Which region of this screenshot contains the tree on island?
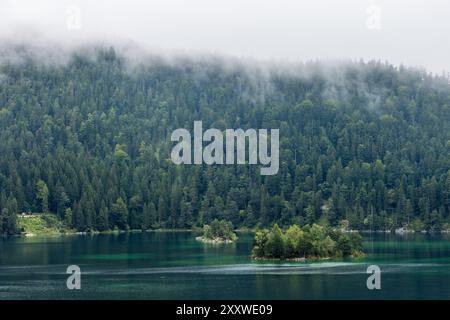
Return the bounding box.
[198,219,238,243]
[252,223,363,260]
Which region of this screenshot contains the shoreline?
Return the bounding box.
[252,251,365,262]
[19,228,196,238]
[252,255,364,262]
[10,226,450,238]
[14,229,450,239]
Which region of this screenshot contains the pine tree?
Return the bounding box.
[36,180,49,213]
[97,206,109,231]
[111,197,129,230]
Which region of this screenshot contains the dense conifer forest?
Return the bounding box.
[1,46,450,234]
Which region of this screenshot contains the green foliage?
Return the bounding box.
[97,206,109,231]
[114,144,129,160]
[111,197,129,230]
[264,224,284,258]
[64,208,73,227]
[336,235,352,257]
[201,219,237,241]
[0,197,18,235]
[252,229,269,257]
[283,225,303,257]
[1,47,450,235]
[253,223,364,259]
[36,180,49,213]
[17,213,65,236]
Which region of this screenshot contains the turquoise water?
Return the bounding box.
[0,231,450,299]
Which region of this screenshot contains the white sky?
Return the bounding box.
[0,0,449,74]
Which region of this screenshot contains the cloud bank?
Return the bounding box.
[0,0,449,75]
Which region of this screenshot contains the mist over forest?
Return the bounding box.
[1,43,450,235]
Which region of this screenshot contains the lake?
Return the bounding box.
[0,231,450,299]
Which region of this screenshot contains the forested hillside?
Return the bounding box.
[1,46,450,234]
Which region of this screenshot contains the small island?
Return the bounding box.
[196,219,238,243]
[252,223,363,260]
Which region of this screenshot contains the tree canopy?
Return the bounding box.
[252,223,363,259]
[1,46,450,234]
[200,219,237,242]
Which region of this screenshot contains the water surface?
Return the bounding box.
[1,232,449,299]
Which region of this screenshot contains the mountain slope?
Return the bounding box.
[1,46,450,234]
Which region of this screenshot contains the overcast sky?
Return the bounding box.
[0,0,449,74]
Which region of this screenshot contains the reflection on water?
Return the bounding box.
[1,232,450,299]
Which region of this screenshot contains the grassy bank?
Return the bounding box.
[17,214,69,236]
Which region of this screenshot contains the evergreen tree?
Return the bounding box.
[111,197,129,230]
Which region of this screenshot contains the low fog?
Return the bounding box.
[0,0,449,75]
[0,0,449,112]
